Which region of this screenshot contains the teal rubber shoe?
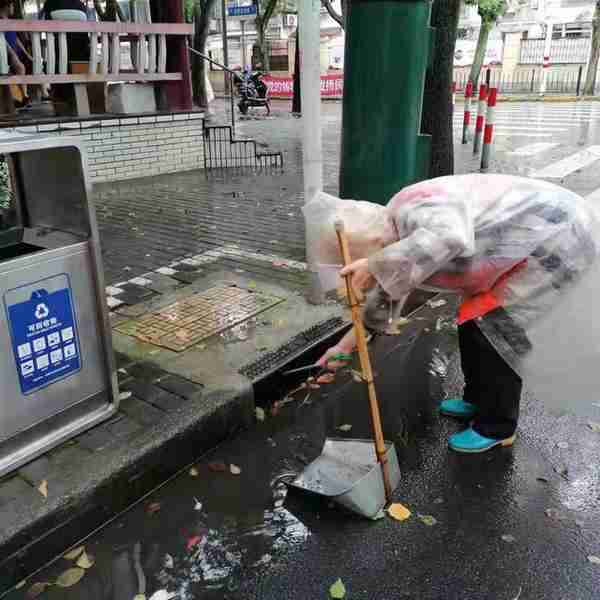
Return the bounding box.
[449,427,516,454]
[439,398,477,419]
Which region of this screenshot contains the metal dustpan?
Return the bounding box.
[288,221,401,518]
[288,437,401,518]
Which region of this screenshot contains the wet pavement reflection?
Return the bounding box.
[7,314,600,599]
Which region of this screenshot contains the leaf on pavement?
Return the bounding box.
[133,595,147,600]
[338,424,353,432]
[15,580,26,590]
[387,503,411,521]
[55,567,85,588]
[189,467,199,477]
[317,373,336,384]
[255,407,266,422]
[193,497,203,511]
[329,578,346,599]
[37,480,48,499]
[25,582,52,598]
[418,514,438,526]
[187,535,202,551]
[587,555,600,565]
[145,502,161,515]
[230,464,242,475]
[501,534,516,543]
[587,421,600,433]
[63,546,85,560]
[207,461,227,472]
[119,391,132,401]
[76,551,95,569]
[556,441,569,450]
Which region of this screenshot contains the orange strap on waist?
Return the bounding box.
[457,259,528,325]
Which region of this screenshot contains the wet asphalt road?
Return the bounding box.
[11,303,600,600]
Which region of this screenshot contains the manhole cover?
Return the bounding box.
[115,284,284,352]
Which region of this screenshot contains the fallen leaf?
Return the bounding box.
[189,467,199,477]
[230,464,242,475]
[38,480,48,499]
[338,424,353,432]
[329,578,346,599]
[76,551,95,569]
[187,535,202,551]
[536,476,549,483]
[418,514,438,526]
[255,407,266,422]
[26,582,52,598]
[317,373,336,384]
[587,421,600,433]
[193,497,203,511]
[133,595,146,600]
[387,503,411,521]
[207,462,227,472]
[587,555,600,565]
[145,502,161,515]
[15,580,26,590]
[55,567,85,588]
[119,391,132,401]
[433,497,444,504]
[501,534,516,543]
[164,553,174,569]
[63,546,85,560]
[148,591,177,600]
[556,441,569,450]
[248,281,257,290]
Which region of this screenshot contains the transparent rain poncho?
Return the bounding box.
[304,175,600,415]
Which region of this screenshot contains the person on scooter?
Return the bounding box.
[310,174,600,453]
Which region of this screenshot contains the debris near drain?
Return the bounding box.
[427,298,447,309]
[329,578,346,599]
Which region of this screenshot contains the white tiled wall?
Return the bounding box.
[5,113,206,184]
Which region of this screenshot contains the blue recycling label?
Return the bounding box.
[5,280,81,395]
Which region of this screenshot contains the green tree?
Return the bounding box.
[584,0,600,95]
[465,0,506,88]
[254,0,279,70]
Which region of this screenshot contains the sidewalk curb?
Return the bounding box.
[0,376,254,595]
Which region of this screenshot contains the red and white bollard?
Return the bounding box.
[473,84,488,155]
[480,87,497,172]
[461,81,473,145]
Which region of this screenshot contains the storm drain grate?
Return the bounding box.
[239,316,348,381]
[115,283,284,352]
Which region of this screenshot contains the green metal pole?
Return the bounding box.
[339,0,435,205]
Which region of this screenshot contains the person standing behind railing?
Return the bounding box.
[0,0,33,108]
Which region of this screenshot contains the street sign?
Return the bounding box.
[227,4,257,19]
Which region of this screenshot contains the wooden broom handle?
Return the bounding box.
[335,219,392,502]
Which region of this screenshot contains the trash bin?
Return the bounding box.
[0,133,118,477]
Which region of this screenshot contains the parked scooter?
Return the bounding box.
[233,68,271,116]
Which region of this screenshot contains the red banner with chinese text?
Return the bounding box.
[262,73,344,99]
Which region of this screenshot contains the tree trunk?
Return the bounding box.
[584,1,600,95]
[468,19,492,88]
[256,26,270,71]
[420,0,461,178]
[292,30,301,113]
[192,2,210,107]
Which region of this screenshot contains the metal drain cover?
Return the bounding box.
[115,283,284,352]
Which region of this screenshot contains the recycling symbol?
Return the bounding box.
[34,303,49,320]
